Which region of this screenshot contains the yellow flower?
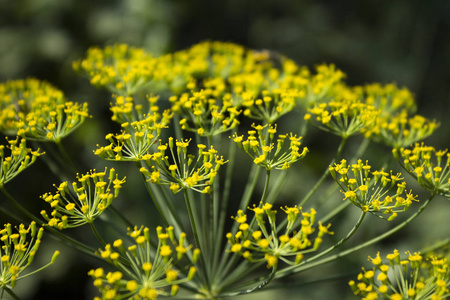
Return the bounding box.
[330,159,414,219]
[91,226,197,299]
[306,99,379,138]
[0,222,58,289]
[351,250,450,299]
[232,124,308,170]
[0,78,89,142]
[0,136,44,185]
[230,205,331,268]
[40,168,125,229]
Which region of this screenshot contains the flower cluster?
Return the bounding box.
[73,42,253,96]
[232,124,308,170]
[109,94,173,124]
[0,39,444,299]
[89,225,198,300]
[235,87,298,123]
[74,42,346,110]
[227,204,333,268]
[363,110,439,149]
[348,82,440,148]
[40,168,126,229]
[0,136,44,186]
[226,62,346,122]
[350,250,450,299]
[72,44,157,96]
[170,89,241,137]
[304,99,379,138]
[0,222,59,289]
[140,138,227,193]
[0,78,89,142]
[394,144,450,197]
[95,98,172,162]
[363,83,416,115]
[329,159,418,220]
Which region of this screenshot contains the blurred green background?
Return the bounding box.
[1,0,449,299]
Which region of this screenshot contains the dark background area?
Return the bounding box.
[1,1,449,299]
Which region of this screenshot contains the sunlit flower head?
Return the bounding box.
[170,89,241,137]
[227,204,332,268]
[140,138,226,194]
[362,110,439,149]
[0,222,59,289]
[305,99,379,138]
[232,123,308,171]
[329,159,417,220]
[394,143,450,197]
[0,78,89,142]
[0,136,44,186]
[40,168,126,229]
[89,225,197,300]
[350,250,449,299]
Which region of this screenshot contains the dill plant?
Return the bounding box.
[0,41,448,299]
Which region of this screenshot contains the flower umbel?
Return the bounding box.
[232,123,308,170]
[362,110,439,149]
[329,159,417,220]
[89,225,197,300]
[227,204,333,268]
[40,168,126,229]
[140,138,227,193]
[363,83,417,115]
[394,143,450,197]
[349,250,450,299]
[0,222,59,289]
[304,99,379,138]
[0,136,44,186]
[0,78,89,142]
[170,89,241,137]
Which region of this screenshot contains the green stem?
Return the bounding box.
[212,138,237,282]
[298,137,347,207]
[420,237,450,255]
[299,118,309,137]
[219,265,277,298]
[207,134,221,277]
[183,189,211,289]
[34,141,72,181]
[139,170,170,227]
[215,164,262,280]
[297,211,367,266]
[106,205,134,228]
[265,171,288,205]
[221,138,237,219]
[218,259,252,290]
[248,170,271,230]
[138,160,187,236]
[18,258,57,280]
[276,195,434,278]
[89,222,106,247]
[55,140,78,174]
[273,137,348,234]
[231,164,261,234]
[3,286,20,300]
[320,201,352,224]
[240,164,262,209]
[217,170,272,285]
[218,258,264,291]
